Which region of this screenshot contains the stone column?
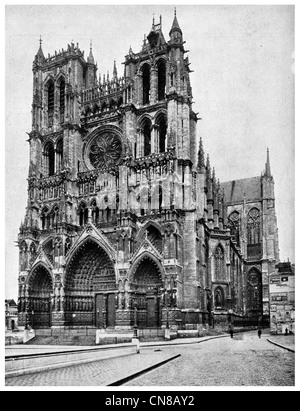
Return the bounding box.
[150,67,158,105]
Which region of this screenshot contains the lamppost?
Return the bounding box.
[132,301,140,353]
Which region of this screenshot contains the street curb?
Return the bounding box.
[107,354,182,386]
[140,334,230,348]
[267,339,295,353]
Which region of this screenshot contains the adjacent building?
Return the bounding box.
[5,299,18,330]
[269,262,295,335]
[17,12,280,334]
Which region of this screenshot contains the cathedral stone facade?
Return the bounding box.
[17,13,279,331]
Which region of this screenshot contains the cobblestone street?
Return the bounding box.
[5,350,174,387]
[5,331,295,387]
[126,331,295,387]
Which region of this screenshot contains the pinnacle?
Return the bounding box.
[87,39,95,64]
[35,35,45,61]
[169,7,182,35]
[197,137,205,170]
[265,147,272,177]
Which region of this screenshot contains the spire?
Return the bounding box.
[265,148,272,177]
[113,61,118,79]
[87,39,95,64]
[35,35,45,62]
[197,137,205,172]
[169,7,182,36]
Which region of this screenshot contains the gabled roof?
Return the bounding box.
[220,176,262,205]
[5,299,17,307]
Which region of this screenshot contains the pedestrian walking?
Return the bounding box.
[230,329,234,339]
[258,328,262,339]
[285,327,289,336]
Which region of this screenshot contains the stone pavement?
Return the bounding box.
[5,331,295,387]
[5,349,178,387]
[125,331,295,387]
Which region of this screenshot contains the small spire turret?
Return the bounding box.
[87,39,95,64]
[113,61,118,79]
[265,148,272,177]
[34,35,45,63]
[169,7,182,37]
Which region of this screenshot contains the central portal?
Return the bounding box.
[65,239,116,326]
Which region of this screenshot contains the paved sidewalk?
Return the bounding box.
[267,335,295,352]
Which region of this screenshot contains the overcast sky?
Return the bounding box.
[5,4,295,301]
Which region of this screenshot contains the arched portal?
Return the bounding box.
[131,255,163,328]
[28,265,53,328]
[65,239,116,327]
[246,268,263,318]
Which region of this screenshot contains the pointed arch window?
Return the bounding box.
[156,114,167,153]
[59,78,65,123]
[52,206,60,229]
[47,81,54,127]
[142,64,150,105]
[228,211,240,246]
[214,244,226,281]
[79,203,88,226]
[44,142,55,176]
[56,139,63,173]
[142,118,152,156]
[247,208,260,245]
[157,59,166,101]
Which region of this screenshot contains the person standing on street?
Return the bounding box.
[230,329,234,338]
[258,328,262,339]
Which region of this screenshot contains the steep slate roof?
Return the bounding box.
[220,176,262,205]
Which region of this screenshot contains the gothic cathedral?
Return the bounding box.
[18,12,279,332]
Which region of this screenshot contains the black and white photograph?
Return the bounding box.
[3,2,296,392]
